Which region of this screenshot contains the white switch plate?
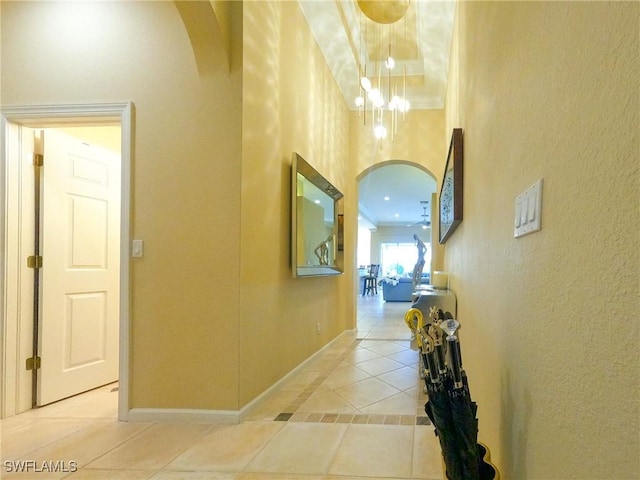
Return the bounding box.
[514,179,543,238]
[132,239,144,257]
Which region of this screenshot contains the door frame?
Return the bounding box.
[1,103,133,421]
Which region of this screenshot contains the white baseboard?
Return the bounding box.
[123,330,356,424]
[127,407,239,424]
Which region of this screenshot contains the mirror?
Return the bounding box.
[291,152,344,278]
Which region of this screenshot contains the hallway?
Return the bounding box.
[1,296,444,479]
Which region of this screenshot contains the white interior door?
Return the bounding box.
[37,129,121,406]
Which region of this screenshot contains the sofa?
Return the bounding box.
[381,274,431,302]
[381,277,415,302]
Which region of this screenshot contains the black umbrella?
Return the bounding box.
[443,322,481,480]
[425,370,464,480]
[409,310,453,477]
[412,309,484,480]
[448,374,480,479]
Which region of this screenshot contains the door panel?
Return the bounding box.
[38,129,120,406]
[70,195,108,267]
[65,292,107,368]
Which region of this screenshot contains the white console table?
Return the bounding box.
[411,288,457,318]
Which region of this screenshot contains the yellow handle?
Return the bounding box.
[404,308,424,348]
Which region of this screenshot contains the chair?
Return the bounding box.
[362,264,380,296]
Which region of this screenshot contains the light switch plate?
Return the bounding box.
[514,179,543,238]
[132,239,144,257]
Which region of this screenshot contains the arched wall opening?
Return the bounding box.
[355,160,440,310]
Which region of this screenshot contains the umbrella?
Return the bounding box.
[441,321,481,480]
[421,318,463,479]
[425,368,464,480]
[410,311,496,479]
[448,373,480,479]
[410,308,484,479]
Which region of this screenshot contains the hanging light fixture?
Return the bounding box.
[357,0,410,24]
[354,1,411,144]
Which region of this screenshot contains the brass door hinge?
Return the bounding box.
[27,256,43,269]
[33,153,44,167]
[26,356,41,370]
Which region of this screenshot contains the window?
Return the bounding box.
[380,242,431,278]
[357,227,371,268]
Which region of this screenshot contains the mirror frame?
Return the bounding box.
[291,152,344,278]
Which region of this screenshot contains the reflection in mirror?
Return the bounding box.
[291,153,344,278]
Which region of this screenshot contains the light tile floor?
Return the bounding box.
[1,296,444,479]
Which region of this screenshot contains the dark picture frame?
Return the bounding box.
[439,128,463,244]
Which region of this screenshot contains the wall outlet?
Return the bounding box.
[316,322,321,333]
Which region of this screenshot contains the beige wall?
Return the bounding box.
[1,0,358,415]
[351,109,445,177]
[445,2,639,478]
[238,1,355,406]
[369,226,432,273]
[2,1,243,410]
[2,0,359,413]
[6,6,637,477]
[351,109,447,278]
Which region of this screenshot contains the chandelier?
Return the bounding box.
[355,1,411,142]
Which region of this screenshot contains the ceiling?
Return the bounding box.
[298,0,456,110]
[297,0,455,229]
[358,163,437,229]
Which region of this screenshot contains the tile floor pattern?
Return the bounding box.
[1,296,445,479]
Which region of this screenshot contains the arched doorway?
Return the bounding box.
[356,161,437,339]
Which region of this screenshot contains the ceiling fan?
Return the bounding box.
[412,200,431,229]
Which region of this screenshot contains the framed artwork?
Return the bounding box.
[337,214,344,251]
[439,128,463,244]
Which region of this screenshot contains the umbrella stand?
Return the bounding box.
[406,307,500,480]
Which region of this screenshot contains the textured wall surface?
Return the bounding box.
[446,2,639,478]
[239,1,354,407]
[351,109,445,181]
[2,1,243,410]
